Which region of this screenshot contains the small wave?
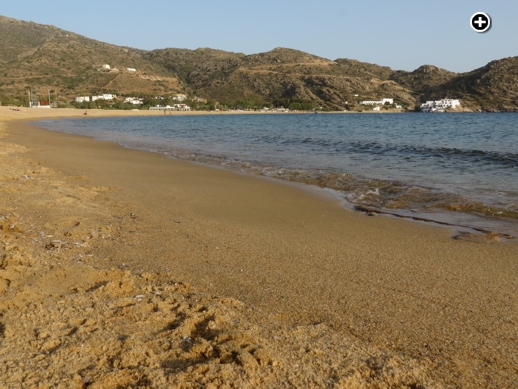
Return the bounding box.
[165,149,518,227]
[252,135,518,169]
[343,141,518,168]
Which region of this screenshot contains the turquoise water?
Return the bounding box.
[34,113,518,235]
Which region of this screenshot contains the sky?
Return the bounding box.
[2,0,517,73]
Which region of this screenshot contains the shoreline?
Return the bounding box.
[1,109,518,387]
[0,105,419,119]
[32,109,518,240]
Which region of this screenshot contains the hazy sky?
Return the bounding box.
[3,1,517,73]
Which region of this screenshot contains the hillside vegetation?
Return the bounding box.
[1,15,517,111]
[0,16,181,107]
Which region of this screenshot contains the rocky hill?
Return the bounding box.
[1,15,517,111]
[390,65,458,99]
[0,16,181,106]
[422,57,518,111]
[145,47,416,110]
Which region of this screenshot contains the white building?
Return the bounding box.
[101,64,111,70]
[162,103,191,111]
[127,68,136,72]
[75,96,90,103]
[373,105,381,111]
[30,101,51,108]
[149,104,191,111]
[172,94,187,102]
[91,94,117,101]
[360,98,394,106]
[124,97,144,105]
[420,99,460,112]
[174,104,190,111]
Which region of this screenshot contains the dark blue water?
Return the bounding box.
[34,113,518,236]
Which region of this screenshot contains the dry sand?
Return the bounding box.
[0,107,517,388]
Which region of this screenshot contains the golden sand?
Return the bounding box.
[0,107,517,388]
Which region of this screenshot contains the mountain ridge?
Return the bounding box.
[1,15,517,111]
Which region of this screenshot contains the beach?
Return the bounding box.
[1,107,517,388]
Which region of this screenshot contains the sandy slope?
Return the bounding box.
[0,108,517,388]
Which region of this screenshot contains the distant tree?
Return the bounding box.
[95,99,110,109]
[141,97,159,109]
[206,99,217,110]
[289,102,301,110]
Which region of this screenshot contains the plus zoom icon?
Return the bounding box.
[471,12,491,33]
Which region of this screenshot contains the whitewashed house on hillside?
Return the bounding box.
[91,94,117,101]
[174,104,191,111]
[172,94,187,102]
[124,97,144,105]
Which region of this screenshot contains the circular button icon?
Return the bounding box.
[471,12,491,33]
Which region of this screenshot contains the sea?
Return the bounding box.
[33,112,518,237]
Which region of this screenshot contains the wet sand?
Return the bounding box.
[1,107,517,388]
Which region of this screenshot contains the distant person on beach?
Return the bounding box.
[84,111,88,115]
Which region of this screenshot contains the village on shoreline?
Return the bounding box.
[9,94,466,114]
